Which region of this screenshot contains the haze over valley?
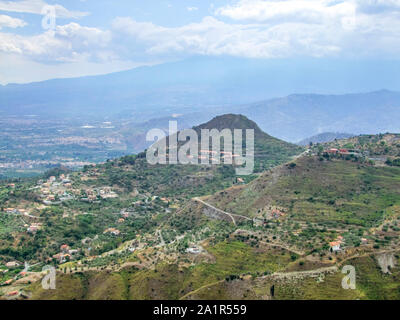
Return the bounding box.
[1,0,400,304]
[1,62,400,178]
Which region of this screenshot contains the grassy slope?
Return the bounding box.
[182,254,400,300]
[42,252,398,301]
[27,240,293,300]
[207,156,400,226]
[25,155,400,300]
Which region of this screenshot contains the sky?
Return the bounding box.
[0,0,399,84]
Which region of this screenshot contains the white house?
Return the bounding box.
[186,247,201,254]
[329,241,341,252]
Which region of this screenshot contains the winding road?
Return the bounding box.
[193,197,252,225]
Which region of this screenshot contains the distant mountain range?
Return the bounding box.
[120,89,400,146]
[145,90,400,143]
[236,90,400,142]
[1,57,400,143]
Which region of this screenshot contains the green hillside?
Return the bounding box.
[80,114,303,198]
[194,114,304,171]
[2,122,400,301]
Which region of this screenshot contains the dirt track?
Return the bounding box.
[193,197,252,225]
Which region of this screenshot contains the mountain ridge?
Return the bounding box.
[154,114,304,173]
[297,132,356,146]
[1,56,400,123]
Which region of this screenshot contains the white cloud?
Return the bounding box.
[0,14,26,29]
[187,7,199,12]
[112,14,388,60]
[215,0,400,24]
[0,0,89,19]
[215,0,357,24]
[2,1,400,65]
[1,0,400,84]
[0,51,141,84]
[0,22,112,62]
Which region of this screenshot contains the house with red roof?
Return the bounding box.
[329,241,341,252]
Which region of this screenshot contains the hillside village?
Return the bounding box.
[0,127,400,300]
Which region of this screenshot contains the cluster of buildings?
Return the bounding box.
[198,150,242,163]
[51,136,122,146]
[36,173,119,205]
[38,174,74,205]
[323,148,360,156]
[164,149,243,163]
[81,187,119,202]
[52,244,80,264]
[98,187,119,199]
[0,261,28,289]
[0,159,93,171]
